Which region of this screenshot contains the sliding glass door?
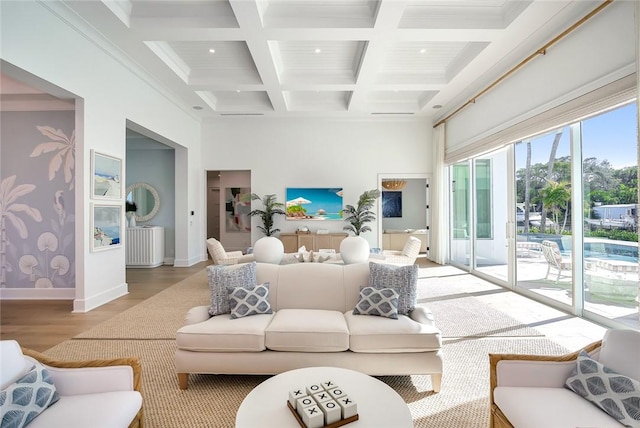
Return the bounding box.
[474,150,509,283]
[450,162,471,268]
[514,126,572,308]
[448,101,638,331]
[581,103,639,328]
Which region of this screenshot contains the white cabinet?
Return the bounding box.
[126,227,165,268]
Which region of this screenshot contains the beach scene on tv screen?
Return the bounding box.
[286,188,343,220]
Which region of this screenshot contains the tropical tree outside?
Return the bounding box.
[539,181,571,234]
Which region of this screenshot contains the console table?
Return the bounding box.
[279,233,347,253]
[126,226,165,268]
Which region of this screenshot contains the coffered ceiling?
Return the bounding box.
[41,1,602,119]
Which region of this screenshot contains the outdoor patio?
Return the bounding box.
[477,251,639,330]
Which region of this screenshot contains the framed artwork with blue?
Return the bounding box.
[382,191,402,218]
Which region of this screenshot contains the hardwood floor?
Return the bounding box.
[0,262,210,352]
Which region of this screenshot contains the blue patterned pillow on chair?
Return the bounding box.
[0,361,60,428]
[565,350,640,427]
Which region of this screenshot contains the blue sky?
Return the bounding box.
[516,102,637,169]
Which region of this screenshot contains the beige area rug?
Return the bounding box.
[74,269,210,339]
[44,337,570,428]
[57,267,565,427]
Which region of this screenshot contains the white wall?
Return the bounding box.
[445,0,636,152]
[202,118,432,248]
[1,1,202,311]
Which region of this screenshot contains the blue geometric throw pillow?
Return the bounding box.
[0,361,60,428]
[565,350,640,427]
[227,282,272,319]
[368,262,417,315]
[207,262,257,316]
[353,287,399,319]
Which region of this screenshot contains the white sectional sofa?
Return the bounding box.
[489,329,640,428]
[175,262,443,391]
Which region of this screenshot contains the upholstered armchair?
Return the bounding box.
[380,236,421,265]
[206,237,255,265]
[0,340,143,428]
[489,329,640,428]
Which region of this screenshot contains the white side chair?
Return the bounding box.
[206,237,255,265]
[0,340,143,428]
[541,240,572,283]
[380,236,422,265]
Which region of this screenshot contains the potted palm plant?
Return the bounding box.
[340,189,380,264]
[249,193,286,264]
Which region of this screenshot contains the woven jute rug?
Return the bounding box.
[44,337,570,428]
[52,266,573,427]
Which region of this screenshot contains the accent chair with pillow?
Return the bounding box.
[206,237,255,265]
[379,236,422,265]
[0,340,143,428]
[489,329,640,428]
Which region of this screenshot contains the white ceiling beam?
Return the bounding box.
[348,0,409,113]
[228,0,287,113]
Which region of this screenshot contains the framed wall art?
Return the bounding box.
[91,203,122,251]
[285,187,343,220]
[91,150,122,199]
[382,191,402,218]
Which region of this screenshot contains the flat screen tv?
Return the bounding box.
[285,187,343,220]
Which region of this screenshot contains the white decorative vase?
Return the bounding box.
[252,236,284,264]
[128,213,137,228]
[340,236,370,264]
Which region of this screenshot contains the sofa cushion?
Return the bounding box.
[352,287,399,319]
[177,313,275,352]
[207,262,257,316]
[344,311,441,353]
[228,282,273,319]
[265,309,349,352]
[368,262,417,315]
[0,361,60,428]
[565,350,640,427]
[494,386,625,428]
[27,391,142,428]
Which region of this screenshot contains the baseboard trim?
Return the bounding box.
[0,288,75,300]
[173,255,202,267]
[72,283,128,313]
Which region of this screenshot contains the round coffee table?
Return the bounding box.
[236,366,412,427]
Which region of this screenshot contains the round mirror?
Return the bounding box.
[126,182,160,222]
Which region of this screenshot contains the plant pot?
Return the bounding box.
[252,236,284,264]
[340,236,370,264]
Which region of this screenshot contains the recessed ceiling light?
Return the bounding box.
[314,48,321,54]
[419,48,426,54]
[432,104,442,109]
[193,106,203,110]
[208,48,216,54]
[236,90,241,93]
